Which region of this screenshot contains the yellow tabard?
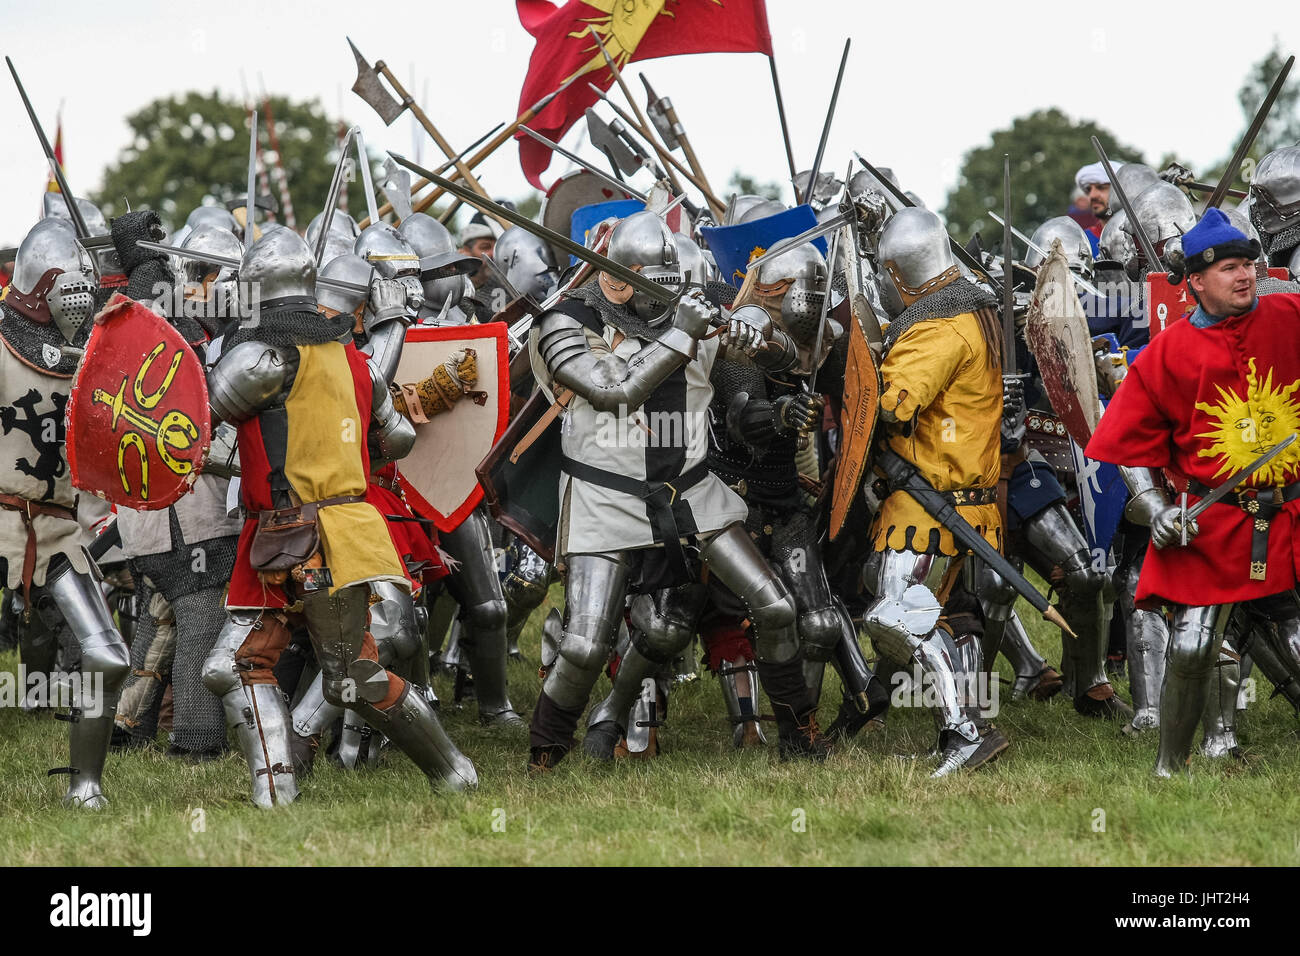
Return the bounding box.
[871,311,1003,555]
[284,342,405,592]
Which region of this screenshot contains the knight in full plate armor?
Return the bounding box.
[527,210,828,770]
[109,216,245,760]
[0,216,129,808]
[1088,209,1300,776]
[987,215,1131,719]
[861,207,1010,777]
[200,228,476,805]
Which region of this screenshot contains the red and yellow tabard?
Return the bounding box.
[227,340,406,609]
[871,311,1003,555]
[1086,293,1300,606]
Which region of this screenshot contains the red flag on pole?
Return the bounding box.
[515,0,773,188]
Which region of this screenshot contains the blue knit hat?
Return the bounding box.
[1182,208,1260,273]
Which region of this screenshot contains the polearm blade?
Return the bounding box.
[1187,433,1297,520]
[314,125,361,265]
[386,152,675,306]
[805,38,850,208]
[7,56,91,239]
[245,109,259,236]
[354,129,380,226]
[138,240,370,296]
[1091,136,1164,272]
[519,125,648,202]
[854,152,1002,295]
[1002,154,1016,374]
[1206,55,1294,210]
[986,211,1103,298]
[874,446,1075,636]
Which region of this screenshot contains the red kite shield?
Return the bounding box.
[67,294,211,510]
[395,322,510,532]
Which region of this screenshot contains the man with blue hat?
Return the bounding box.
[1086,207,1300,775]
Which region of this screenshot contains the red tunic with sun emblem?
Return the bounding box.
[1086,292,1300,606]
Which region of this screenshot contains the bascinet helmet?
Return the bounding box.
[603,210,681,322]
[239,226,318,320]
[8,217,98,343]
[1026,216,1095,279]
[876,207,958,318]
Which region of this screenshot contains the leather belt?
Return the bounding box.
[1189,478,1300,581]
[0,492,78,610]
[561,457,709,577]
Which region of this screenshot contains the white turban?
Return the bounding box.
[1075,160,1123,193]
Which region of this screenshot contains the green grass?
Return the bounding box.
[4,585,1300,866]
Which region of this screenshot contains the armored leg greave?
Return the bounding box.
[1233,593,1300,712]
[719,658,766,747]
[300,584,475,790]
[584,582,707,759]
[1115,556,1168,733]
[442,509,520,726]
[37,560,130,809]
[825,599,889,738]
[1200,638,1241,759]
[1155,603,1233,777]
[863,549,980,776]
[202,612,299,808]
[1023,505,1123,716]
[113,585,175,745]
[503,539,552,659]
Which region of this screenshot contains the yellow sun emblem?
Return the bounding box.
[564,0,721,84]
[1194,357,1300,484]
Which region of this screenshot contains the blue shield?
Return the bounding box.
[699,204,828,288]
[567,199,644,265]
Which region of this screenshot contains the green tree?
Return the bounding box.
[942,109,1144,249]
[92,91,381,233]
[728,170,784,202]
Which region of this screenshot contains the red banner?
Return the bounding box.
[516,0,773,187]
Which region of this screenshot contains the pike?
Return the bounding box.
[1002,154,1016,374]
[347,37,508,229]
[8,55,93,240]
[522,124,650,201]
[854,153,1004,295]
[638,72,718,213]
[804,38,850,213]
[1205,55,1294,211]
[386,152,678,307]
[986,211,1104,298]
[765,53,799,199]
[1183,434,1297,529]
[1092,136,1164,273]
[874,446,1076,636]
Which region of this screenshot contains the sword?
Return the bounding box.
[386,152,678,306]
[313,125,361,265]
[1091,136,1164,273]
[809,228,839,395]
[805,38,850,213]
[1205,55,1294,210]
[854,153,1003,296]
[874,446,1076,636]
[986,211,1103,298]
[138,240,370,296]
[1185,433,1297,523]
[245,109,259,237]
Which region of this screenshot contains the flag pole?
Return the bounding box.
[767,54,798,203]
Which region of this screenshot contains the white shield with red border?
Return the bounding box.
[394,323,510,532]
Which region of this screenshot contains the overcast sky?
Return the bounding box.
[2,0,1297,244]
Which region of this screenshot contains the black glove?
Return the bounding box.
[774,392,824,436]
[110,210,167,272]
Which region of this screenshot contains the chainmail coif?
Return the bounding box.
[882,277,998,355]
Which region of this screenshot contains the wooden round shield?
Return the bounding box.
[541,170,633,267]
[67,295,211,510]
[394,323,510,532]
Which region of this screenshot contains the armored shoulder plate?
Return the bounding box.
[208,340,294,424]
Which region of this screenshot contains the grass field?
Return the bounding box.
[4,585,1300,867]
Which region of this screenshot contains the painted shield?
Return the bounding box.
[67,294,210,510]
[1147,267,1291,339]
[829,278,882,541]
[1025,241,1101,446]
[476,388,562,564]
[540,170,635,268]
[394,323,510,533]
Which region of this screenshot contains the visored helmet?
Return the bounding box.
[8,217,97,342]
[604,210,681,321]
[494,226,559,300]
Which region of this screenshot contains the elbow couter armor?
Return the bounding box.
[538,310,687,412]
[361,314,411,386]
[369,361,416,464]
[206,340,291,424]
[1119,466,1170,527]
